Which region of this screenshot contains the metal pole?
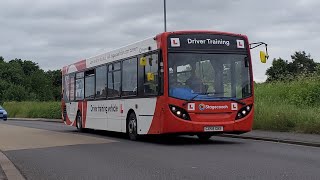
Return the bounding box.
[164,0,167,32]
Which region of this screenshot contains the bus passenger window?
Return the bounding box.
[85,70,95,99]
[95,65,107,99]
[69,74,75,101]
[122,58,137,96]
[108,62,121,98]
[75,72,84,100]
[63,75,70,102]
[143,54,158,95]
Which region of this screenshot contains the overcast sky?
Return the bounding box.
[0,0,319,82]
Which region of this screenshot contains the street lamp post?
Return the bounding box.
[163,0,167,32]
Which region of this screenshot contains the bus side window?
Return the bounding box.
[95,65,107,99]
[122,58,137,96]
[85,69,95,99]
[107,62,121,98]
[75,72,84,101]
[142,53,159,95]
[63,75,70,102]
[69,74,75,101]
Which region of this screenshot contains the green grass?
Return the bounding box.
[254,78,320,134]
[2,101,61,119]
[2,77,320,134]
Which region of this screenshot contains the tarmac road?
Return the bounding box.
[0,120,320,180]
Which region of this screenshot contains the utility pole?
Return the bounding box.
[164,0,167,32]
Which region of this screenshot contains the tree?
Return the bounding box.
[0,56,62,102]
[290,51,317,75]
[266,51,317,82]
[46,70,62,101]
[0,61,24,85]
[265,58,290,82]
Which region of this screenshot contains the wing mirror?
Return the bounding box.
[250,42,269,63]
[260,51,268,63]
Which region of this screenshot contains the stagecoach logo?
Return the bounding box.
[199,104,229,111]
[170,38,180,47]
[199,104,206,111]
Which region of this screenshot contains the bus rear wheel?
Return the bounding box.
[76,112,83,132]
[197,134,212,141]
[127,113,139,141]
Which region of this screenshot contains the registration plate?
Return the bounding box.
[204,126,224,132]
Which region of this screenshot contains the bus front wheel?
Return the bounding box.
[127,113,139,141]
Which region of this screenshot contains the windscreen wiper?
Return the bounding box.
[182,94,200,106]
[213,97,246,105]
[182,92,216,106]
[230,98,246,105]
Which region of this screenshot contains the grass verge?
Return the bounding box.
[2,101,60,119]
[2,78,320,134]
[254,78,320,134]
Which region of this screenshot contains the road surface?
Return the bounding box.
[0,120,319,180]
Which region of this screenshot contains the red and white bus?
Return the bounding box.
[62,30,265,140]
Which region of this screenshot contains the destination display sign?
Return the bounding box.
[168,34,247,51]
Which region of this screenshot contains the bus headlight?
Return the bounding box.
[236,104,252,120]
[169,105,191,120]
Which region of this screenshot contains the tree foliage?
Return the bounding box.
[266,51,319,82]
[0,57,61,102]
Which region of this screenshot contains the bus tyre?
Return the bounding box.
[76,112,83,132]
[127,113,139,141]
[197,134,212,141]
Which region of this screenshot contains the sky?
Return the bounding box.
[0,0,319,82]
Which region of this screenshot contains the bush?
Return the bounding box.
[254,77,320,134]
[2,101,61,119]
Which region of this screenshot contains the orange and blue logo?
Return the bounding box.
[199,104,206,111]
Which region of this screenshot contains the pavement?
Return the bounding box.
[223,130,320,147]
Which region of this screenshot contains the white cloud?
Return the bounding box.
[0,0,319,82]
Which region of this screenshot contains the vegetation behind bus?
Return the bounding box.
[0,57,61,103]
[3,101,60,119]
[1,51,320,134]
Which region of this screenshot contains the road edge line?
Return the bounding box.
[220,134,320,148]
[0,151,25,180]
[8,118,62,123]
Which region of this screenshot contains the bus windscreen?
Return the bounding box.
[168,53,251,101]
